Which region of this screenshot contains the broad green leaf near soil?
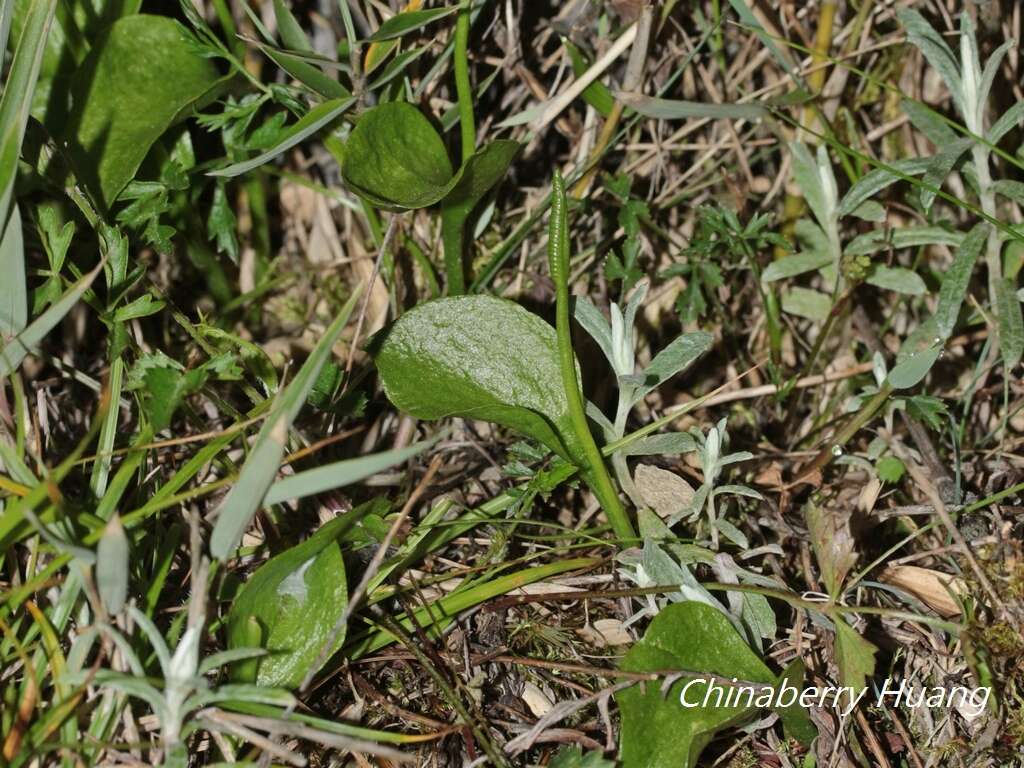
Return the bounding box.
[374,295,587,467]
[66,14,224,210]
[440,139,520,293]
[341,102,457,209]
[616,601,791,768]
[227,513,352,688]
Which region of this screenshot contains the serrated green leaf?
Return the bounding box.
[341,102,459,209]
[876,456,906,484]
[374,295,586,466]
[209,97,354,178]
[834,618,877,692]
[761,251,831,282]
[227,513,353,688]
[66,15,224,210]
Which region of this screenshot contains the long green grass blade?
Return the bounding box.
[210,286,362,560]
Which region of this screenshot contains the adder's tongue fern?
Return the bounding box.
[548,171,636,541]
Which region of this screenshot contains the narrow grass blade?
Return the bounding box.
[0,0,56,210]
[264,437,438,506]
[0,203,26,337]
[210,286,362,560]
[0,261,104,378]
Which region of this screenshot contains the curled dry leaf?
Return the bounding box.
[634,463,695,520]
[880,565,967,617]
[577,618,633,648]
[521,681,555,717]
[804,498,857,599]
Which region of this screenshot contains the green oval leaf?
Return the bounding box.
[616,602,777,768]
[66,15,224,210]
[341,102,457,209]
[226,515,352,688]
[374,295,585,465]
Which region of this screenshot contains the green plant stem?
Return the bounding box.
[549,172,635,541]
[453,0,475,164]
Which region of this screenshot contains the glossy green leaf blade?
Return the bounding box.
[934,222,987,339]
[374,295,584,465]
[365,6,458,42]
[66,15,223,209]
[616,602,776,768]
[0,260,104,378]
[210,288,362,560]
[341,102,456,209]
[227,515,351,688]
[440,139,521,293]
[264,437,436,506]
[209,97,354,178]
[995,277,1024,369]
